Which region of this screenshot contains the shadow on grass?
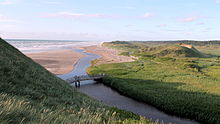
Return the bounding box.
[99,77,220,124]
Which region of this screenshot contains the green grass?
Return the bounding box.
[197,45,220,56]
[104,41,210,58]
[0,38,154,124]
[88,41,220,124]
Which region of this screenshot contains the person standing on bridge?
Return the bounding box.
[76,76,80,83]
[74,76,80,87]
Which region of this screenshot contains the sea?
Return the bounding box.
[5,39,101,53]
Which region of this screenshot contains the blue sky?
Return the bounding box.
[0,0,220,41]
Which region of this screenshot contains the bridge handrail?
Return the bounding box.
[65,73,109,83]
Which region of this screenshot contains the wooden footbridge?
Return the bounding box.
[65,74,107,87]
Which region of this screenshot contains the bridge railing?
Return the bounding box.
[65,73,109,83]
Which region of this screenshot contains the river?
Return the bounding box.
[58,48,199,124]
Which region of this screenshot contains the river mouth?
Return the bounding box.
[58,48,199,124]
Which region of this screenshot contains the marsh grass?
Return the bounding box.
[88,41,220,124]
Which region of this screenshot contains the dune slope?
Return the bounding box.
[0,38,142,123]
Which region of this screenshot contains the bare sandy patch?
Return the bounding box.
[83,45,137,65]
[26,50,85,75]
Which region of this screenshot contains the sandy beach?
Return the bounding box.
[83,45,136,65]
[26,50,85,75]
[25,44,135,75]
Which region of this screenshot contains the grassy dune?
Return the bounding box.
[89,41,220,124]
[0,38,153,123]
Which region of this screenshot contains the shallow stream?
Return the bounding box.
[58,48,198,124]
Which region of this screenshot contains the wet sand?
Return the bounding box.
[83,45,137,65]
[26,44,136,75]
[26,50,85,75]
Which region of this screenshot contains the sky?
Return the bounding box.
[0,0,220,41]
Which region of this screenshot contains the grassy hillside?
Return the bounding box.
[89,41,220,124]
[0,38,153,123]
[103,41,210,58]
[140,45,208,58]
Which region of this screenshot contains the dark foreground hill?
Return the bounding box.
[0,38,145,123]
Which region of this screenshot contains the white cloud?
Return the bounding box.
[158,24,167,27]
[43,12,155,20]
[0,0,16,5]
[216,0,220,3]
[197,22,205,25]
[41,1,62,5]
[125,24,135,27]
[43,12,124,19]
[45,12,107,18]
[143,13,154,18]
[115,6,136,10]
[179,16,199,22]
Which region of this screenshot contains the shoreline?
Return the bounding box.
[26,50,85,75]
[25,44,135,75]
[82,45,136,66]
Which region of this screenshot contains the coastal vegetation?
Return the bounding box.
[89,41,220,124]
[0,38,153,123]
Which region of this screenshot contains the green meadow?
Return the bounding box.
[88,41,220,124]
[0,38,154,124]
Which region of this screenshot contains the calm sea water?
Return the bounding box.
[5,39,101,53]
